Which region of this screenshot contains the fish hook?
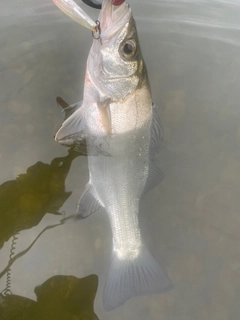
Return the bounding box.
[92,20,101,42]
[82,0,102,9]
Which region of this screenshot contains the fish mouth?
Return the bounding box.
[99,0,131,35]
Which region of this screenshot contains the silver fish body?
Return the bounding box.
[55,0,172,311]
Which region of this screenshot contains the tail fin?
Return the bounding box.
[102,247,172,311]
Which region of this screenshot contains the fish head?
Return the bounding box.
[52,0,148,103]
[88,0,147,102]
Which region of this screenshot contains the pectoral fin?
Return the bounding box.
[55,103,85,147]
[55,99,112,156]
[98,103,112,136]
[56,97,83,121]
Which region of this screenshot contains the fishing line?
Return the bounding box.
[0,211,75,318]
[82,0,102,9]
[0,229,21,319]
[1,227,23,297]
[0,213,75,317]
[1,234,19,296]
[0,213,75,284]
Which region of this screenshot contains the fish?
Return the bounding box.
[53,0,172,311]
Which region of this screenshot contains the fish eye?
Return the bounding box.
[120,40,137,59]
[124,43,133,54]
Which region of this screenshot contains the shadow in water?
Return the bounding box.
[0,98,100,319]
[0,147,80,249]
[0,148,100,318]
[0,274,99,320]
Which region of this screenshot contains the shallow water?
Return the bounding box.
[0,0,240,319]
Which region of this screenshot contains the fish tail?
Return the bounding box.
[102,247,173,311]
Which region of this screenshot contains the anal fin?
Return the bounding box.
[142,162,165,197]
[150,104,164,156]
[76,183,103,219]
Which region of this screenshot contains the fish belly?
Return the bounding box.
[88,122,150,257]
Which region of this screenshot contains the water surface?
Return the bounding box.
[0,1,240,319]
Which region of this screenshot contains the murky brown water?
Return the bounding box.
[0,1,240,319]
